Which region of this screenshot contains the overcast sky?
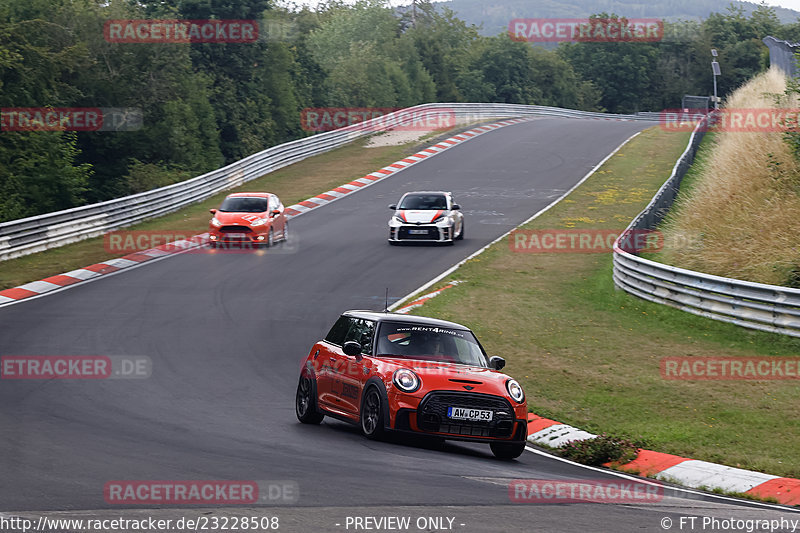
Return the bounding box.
[284,0,800,15]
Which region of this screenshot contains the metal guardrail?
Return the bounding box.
[763,36,799,78]
[612,119,800,337]
[0,103,654,261]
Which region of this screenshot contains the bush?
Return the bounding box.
[558,434,641,466]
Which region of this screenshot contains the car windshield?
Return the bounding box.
[398,194,447,210]
[219,197,268,213]
[375,321,488,367]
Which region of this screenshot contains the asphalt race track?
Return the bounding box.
[2,117,798,532]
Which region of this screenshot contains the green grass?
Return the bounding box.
[404,126,800,479]
[0,128,461,290]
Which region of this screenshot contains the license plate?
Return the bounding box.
[408,229,428,235]
[447,407,493,421]
[226,233,246,239]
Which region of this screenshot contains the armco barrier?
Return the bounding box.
[0,104,654,261]
[612,118,800,337]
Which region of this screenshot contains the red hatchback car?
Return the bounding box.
[209,192,288,247]
[296,311,528,459]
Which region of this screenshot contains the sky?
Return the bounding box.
[285,0,800,14]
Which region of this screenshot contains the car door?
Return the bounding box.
[316,316,352,411]
[330,318,375,416]
[269,195,286,237]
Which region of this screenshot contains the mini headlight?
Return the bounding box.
[251,218,268,226]
[211,217,222,227]
[506,379,525,403]
[393,369,420,392]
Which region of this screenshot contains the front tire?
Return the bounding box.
[296,376,324,424]
[360,387,385,439]
[490,441,526,460]
[265,228,274,248]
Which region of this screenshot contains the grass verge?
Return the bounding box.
[405,126,800,479]
[0,127,461,290]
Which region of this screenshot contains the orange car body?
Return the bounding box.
[296,311,528,457]
[208,192,287,246]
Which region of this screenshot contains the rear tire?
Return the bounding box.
[490,441,526,460]
[360,387,385,439]
[296,376,324,424]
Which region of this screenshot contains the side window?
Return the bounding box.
[325,316,352,346]
[344,319,376,355]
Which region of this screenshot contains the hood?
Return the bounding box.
[212,211,267,226]
[378,357,511,394]
[397,209,445,224]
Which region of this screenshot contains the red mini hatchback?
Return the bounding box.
[296,311,528,459]
[209,192,287,247]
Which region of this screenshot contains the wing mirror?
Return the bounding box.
[209,208,217,214]
[389,204,397,210]
[489,356,505,370]
[343,341,362,357]
[271,209,281,217]
[451,204,461,210]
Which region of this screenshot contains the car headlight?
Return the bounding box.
[393,215,405,223]
[393,369,420,393]
[251,218,268,226]
[211,217,222,227]
[432,214,450,224]
[506,379,525,403]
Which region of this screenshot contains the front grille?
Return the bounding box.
[398,226,440,240]
[220,226,252,234]
[417,391,515,438]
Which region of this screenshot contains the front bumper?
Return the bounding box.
[209,226,269,245]
[389,391,527,443]
[388,224,453,243]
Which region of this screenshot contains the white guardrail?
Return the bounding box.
[612,119,800,338]
[0,103,655,261]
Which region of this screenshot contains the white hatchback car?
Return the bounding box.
[388,191,464,245]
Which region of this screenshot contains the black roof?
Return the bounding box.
[342,310,471,330]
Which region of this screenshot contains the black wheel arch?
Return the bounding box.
[361,376,391,431]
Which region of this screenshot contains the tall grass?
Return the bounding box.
[660,68,800,286]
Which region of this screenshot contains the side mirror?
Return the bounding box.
[389,204,397,210]
[342,341,362,357]
[451,204,461,210]
[209,208,217,214]
[271,209,281,217]
[489,356,505,370]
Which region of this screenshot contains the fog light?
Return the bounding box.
[210,235,218,240]
[256,236,265,241]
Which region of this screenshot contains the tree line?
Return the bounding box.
[0,0,796,222]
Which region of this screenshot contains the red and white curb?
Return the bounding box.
[527,414,800,505]
[394,282,462,314]
[0,118,532,307]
